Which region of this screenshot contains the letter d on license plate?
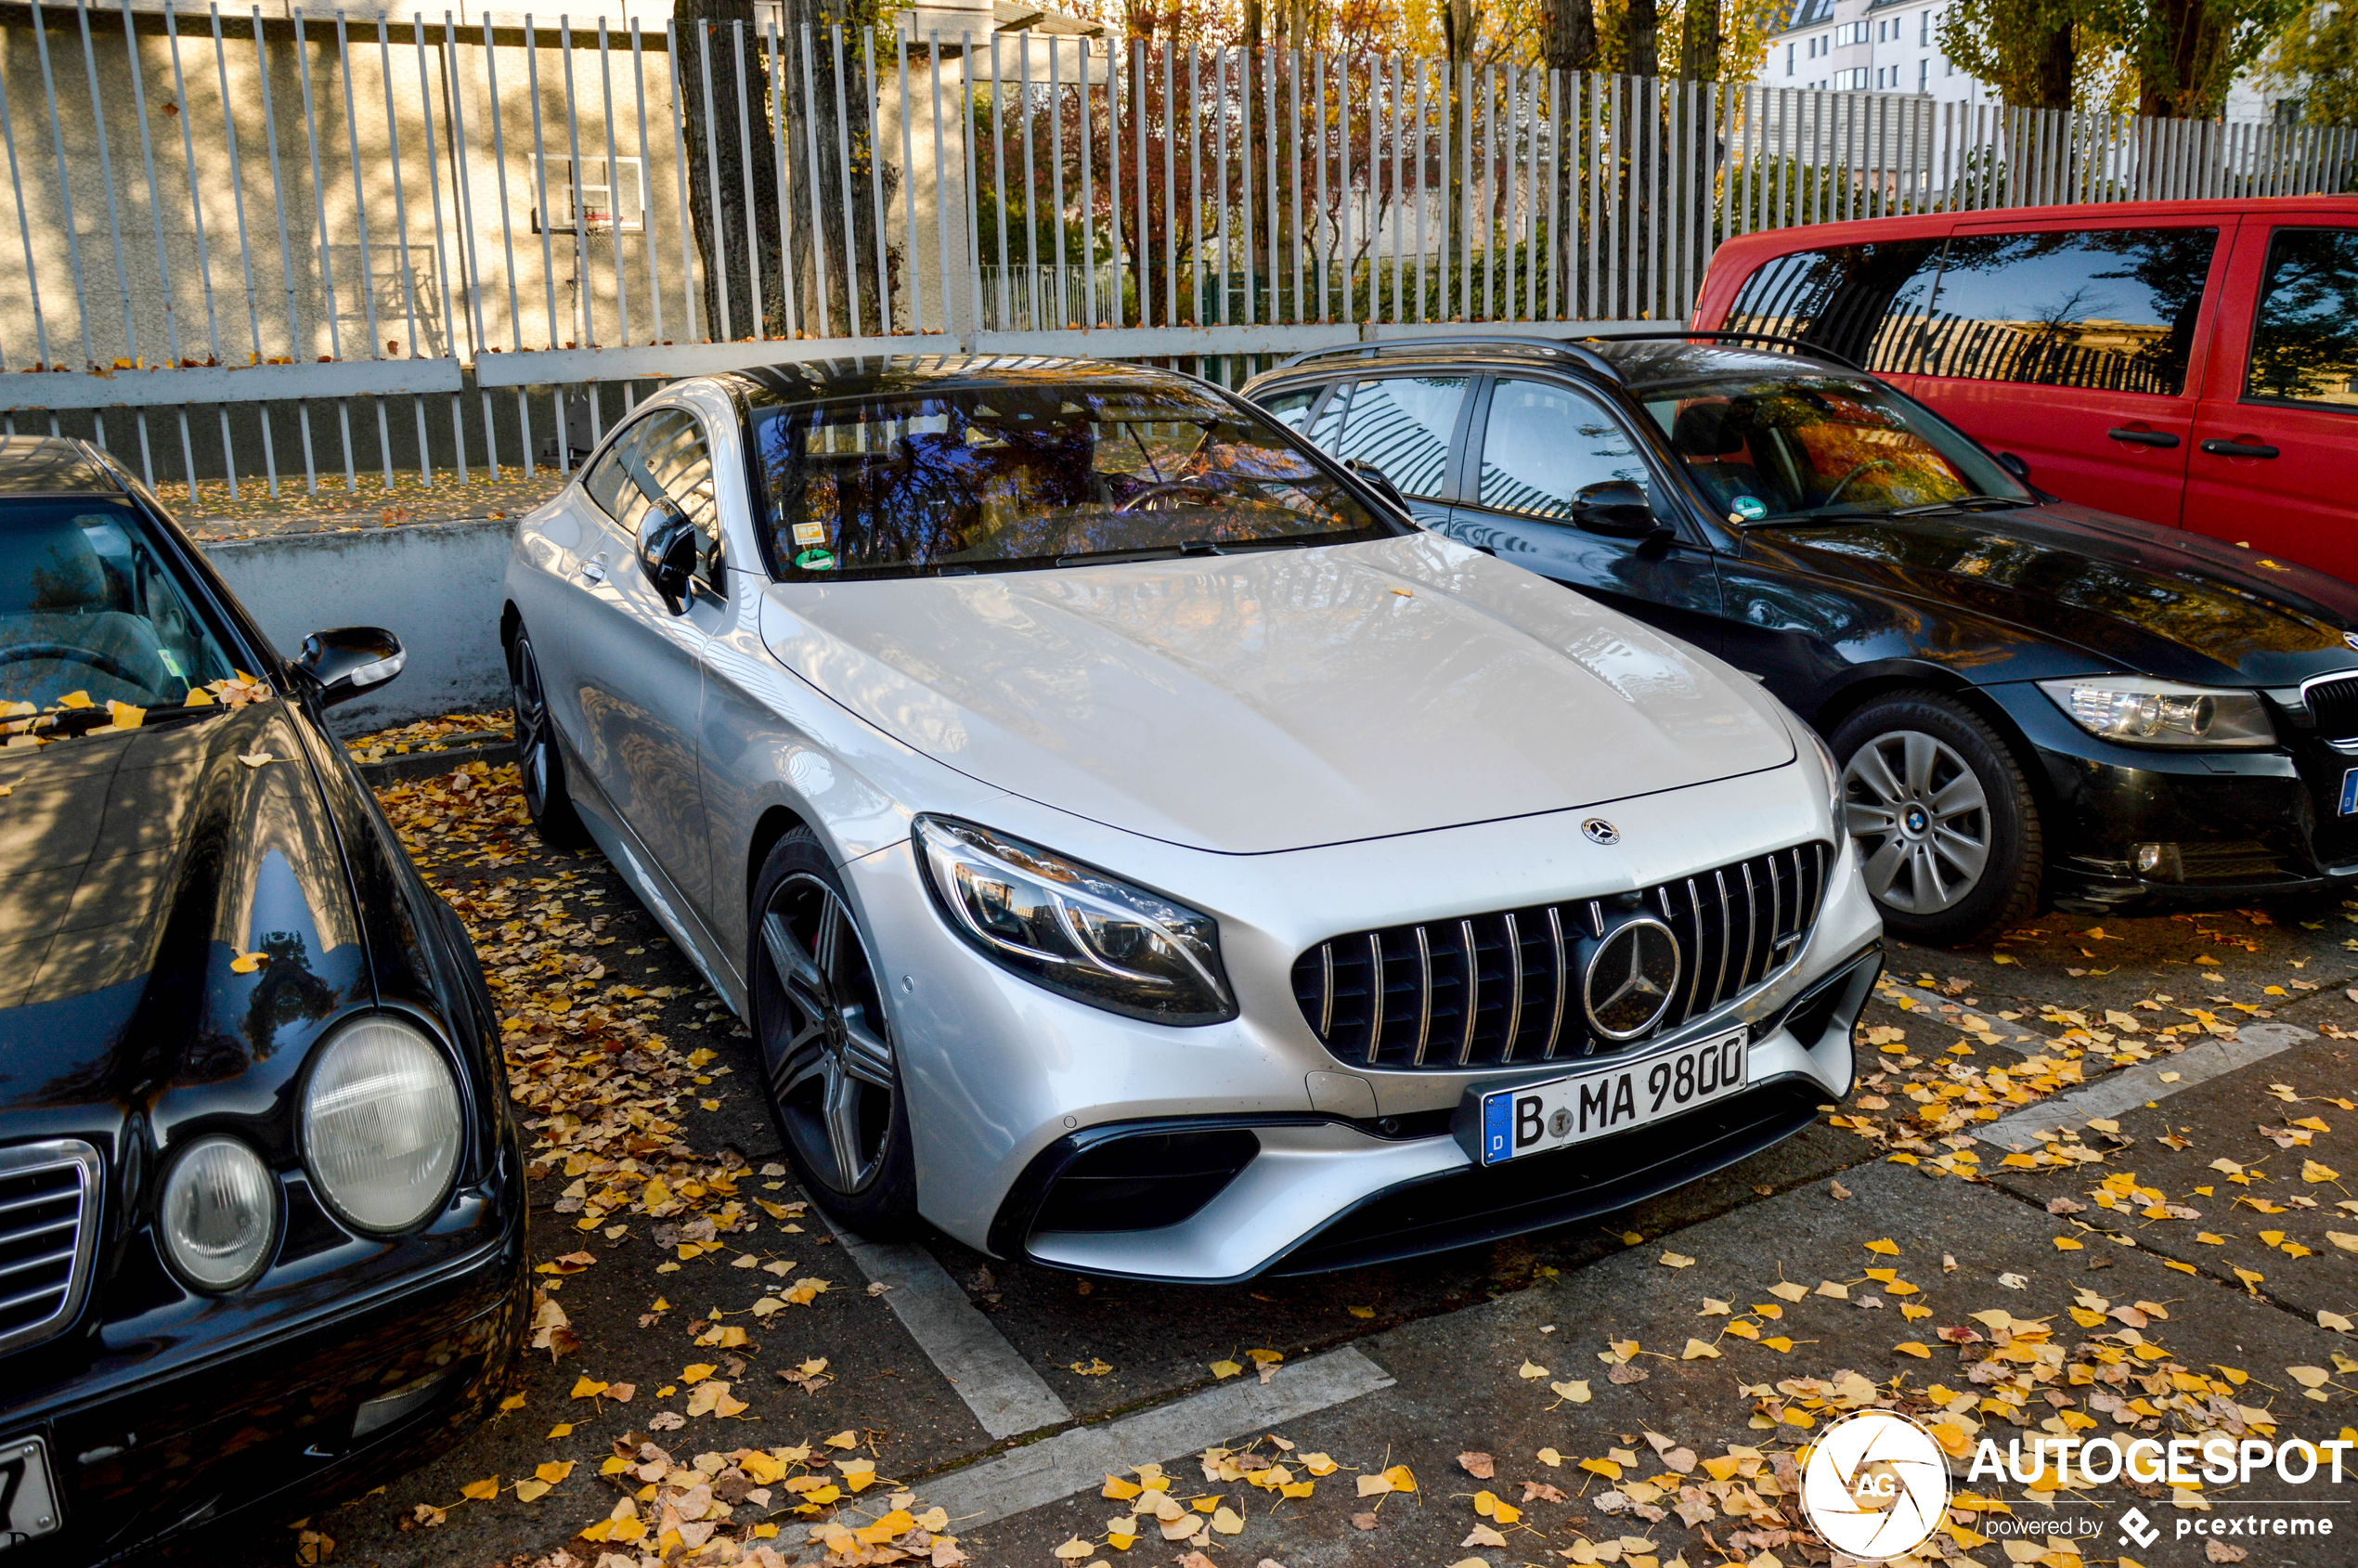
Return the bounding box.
[1475,1030,1748,1165]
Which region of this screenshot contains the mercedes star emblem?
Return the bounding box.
[1583,916,1682,1040]
[1581,818,1620,845]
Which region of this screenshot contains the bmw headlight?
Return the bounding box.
[2036,676,2274,749]
[914,816,1237,1024]
[161,1135,278,1291]
[302,1015,463,1234]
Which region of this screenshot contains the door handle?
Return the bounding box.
[2106,426,2181,448]
[578,559,608,583]
[2199,438,2279,459]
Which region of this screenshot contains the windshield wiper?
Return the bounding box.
[1889,495,2035,518]
[1054,539,1224,567]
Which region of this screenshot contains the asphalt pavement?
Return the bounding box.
[168,758,2358,1568]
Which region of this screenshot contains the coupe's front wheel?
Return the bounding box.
[750,830,919,1238]
[508,627,587,849]
[1831,692,2042,947]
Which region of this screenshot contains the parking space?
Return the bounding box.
[176,742,2358,1568]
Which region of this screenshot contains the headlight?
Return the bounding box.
[2036,676,2274,749]
[914,816,1237,1025]
[302,1015,463,1234]
[161,1135,277,1290]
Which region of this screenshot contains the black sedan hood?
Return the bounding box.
[1754,501,2358,688]
[0,701,370,1128]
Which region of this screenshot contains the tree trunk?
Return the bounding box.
[1679,0,1720,81]
[2136,0,2234,117]
[776,0,898,338]
[2029,18,2074,110]
[1625,0,1660,74]
[675,0,786,341]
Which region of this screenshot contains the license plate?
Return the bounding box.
[2341,768,2358,816]
[0,1436,60,1550]
[1476,1030,1749,1165]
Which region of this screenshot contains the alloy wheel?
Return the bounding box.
[758,875,897,1194]
[1841,729,1991,915]
[510,636,558,821]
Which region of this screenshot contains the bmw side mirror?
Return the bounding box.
[1341,457,1411,517]
[1572,480,1667,540]
[1996,452,2031,482]
[638,501,699,612]
[293,627,404,708]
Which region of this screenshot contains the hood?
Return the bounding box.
[759,533,1796,854]
[0,700,369,1126]
[1756,503,2358,687]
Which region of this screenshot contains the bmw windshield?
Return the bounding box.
[1642,373,2030,524]
[747,380,1396,580]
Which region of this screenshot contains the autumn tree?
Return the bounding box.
[2263,0,2358,125]
[2104,0,2302,116]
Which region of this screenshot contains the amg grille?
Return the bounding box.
[1290,843,1833,1071]
[0,1140,102,1357]
[2308,675,2358,741]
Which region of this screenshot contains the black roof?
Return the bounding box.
[0,436,120,495]
[1578,336,1856,392]
[725,354,1189,409]
[1253,333,1860,395]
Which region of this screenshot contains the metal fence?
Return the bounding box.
[3,2,2352,502]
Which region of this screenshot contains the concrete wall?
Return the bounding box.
[202,516,515,732]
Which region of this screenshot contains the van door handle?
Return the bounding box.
[2106,426,2181,448]
[2200,438,2279,459]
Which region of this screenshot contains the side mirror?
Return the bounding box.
[1996,452,2031,482]
[1341,456,1411,516]
[1572,479,1667,539]
[638,501,699,611]
[294,627,405,707]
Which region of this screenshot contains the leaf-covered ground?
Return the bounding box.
[162,466,564,541]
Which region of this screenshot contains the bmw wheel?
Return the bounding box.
[1831,692,2042,947]
[750,830,919,1238]
[508,626,587,848]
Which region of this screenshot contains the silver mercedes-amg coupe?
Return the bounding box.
[499,355,1882,1282]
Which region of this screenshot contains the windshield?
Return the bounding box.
[2,498,242,715]
[1643,373,2028,523]
[746,381,1393,579]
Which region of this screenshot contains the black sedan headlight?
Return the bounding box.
[160,1135,278,1291]
[914,816,1237,1025]
[301,1015,463,1234]
[2037,676,2274,748]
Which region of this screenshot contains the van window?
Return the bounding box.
[1917,227,2219,396]
[1717,240,1942,374]
[2245,227,2358,413]
[1325,377,1466,499]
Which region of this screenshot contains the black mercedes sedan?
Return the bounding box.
[0,437,525,1560]
[1247,334,2358,945]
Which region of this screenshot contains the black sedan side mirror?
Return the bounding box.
[638,501,700,612]
[1341,457,1411,517]
[1571,480,1667,539]
[294,627,405,707]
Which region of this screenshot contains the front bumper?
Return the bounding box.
[845,760,1883,1282]
[0,1138,528,1565]
[1981,682,2358,905]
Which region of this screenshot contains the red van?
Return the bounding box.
[1691,197,2358,583]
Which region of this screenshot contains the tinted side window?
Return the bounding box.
[583,419,643,521]
[1259,386,1319,432]
[1717,240,1941,373]
[1328,376,1465,499]
[2246,227,2358,413]
[1918,227,2219,395]
[1475,379,1651,522]
[637,410,724,585]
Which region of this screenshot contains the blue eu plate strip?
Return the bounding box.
[2341,768,2358,816]
[1482,1092,1511,1164]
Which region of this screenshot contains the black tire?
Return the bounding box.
[749,829,920,1238]
[1830,691,2043,947]
[508,624,589,849]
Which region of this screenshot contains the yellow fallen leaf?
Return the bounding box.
[1661,1251,1696,1268]
[1349,1305,1375,1318]
[238,750,274,768]
[1355,1471,1394,1497]
[229,951,270,974]
[823,1430,859,1449]
[2287,1366,2330,1388]
[534,1460,573,1484]
[1895,1341,1932,1358]
[1682,1338,1722,1360]
[513,1479,551,1502]
[1865,1238,1900,1255]
[680,1363,717,1384]
[1054,1539,1095,1561]
[2054,1237,2084,1251]
[1519,1359,1551,1379]
[568,1377,608,1400]
[1210,1506,1244,1535]
[1581,1458,1624,1480]
[2305,1160,2341,1183]
[1302,1453,1339,1476]
[57,691,91,708]
[1551,1379,1591,1403]
[547,1423,572,1439]
[1104,1474,1143,1500]
[1767,1281,1809,1302]
[1381,1463,1416,1493]
[460,1477,499,1500]
[1210,1359,1242,1380]
[106,700,144,730]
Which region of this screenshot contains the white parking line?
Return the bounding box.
[823,1229,1073,1439]
[1974,1021,2313,1152]
[918,1346,1397,1532]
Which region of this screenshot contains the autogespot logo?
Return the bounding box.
[1800,1410,1952,1562]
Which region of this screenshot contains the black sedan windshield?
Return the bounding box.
[1643,374,2028,523]
[748,381,1393,579]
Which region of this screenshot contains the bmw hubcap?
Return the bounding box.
[510,638,554,816]
[1841,730,1991,915]
[758,876,896,1194]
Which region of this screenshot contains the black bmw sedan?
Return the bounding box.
[0,437,525,1559]
[1247,334,2358,945]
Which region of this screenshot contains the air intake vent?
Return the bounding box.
[0,1140,102,1357]
[2307,675,2358,741]
[1290,843,1832,1071]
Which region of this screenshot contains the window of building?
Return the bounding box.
[1918,58,1928,90]
[1787,41,1796,73]
[1920,8,1931,45]
[1918,227,2222,395]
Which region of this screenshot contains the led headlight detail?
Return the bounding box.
[161,1135,277,1291]
[2037,676,2274,749]
[914,816,1237,1024]
[302,1015,463,1234]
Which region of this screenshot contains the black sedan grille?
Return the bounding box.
[0,1140,100,1356]
[1290,843,1833,1071]
[2308,675,2358,742]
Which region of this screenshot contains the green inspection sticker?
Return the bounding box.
[1729,495,1768,521]
[795,547,837,572]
